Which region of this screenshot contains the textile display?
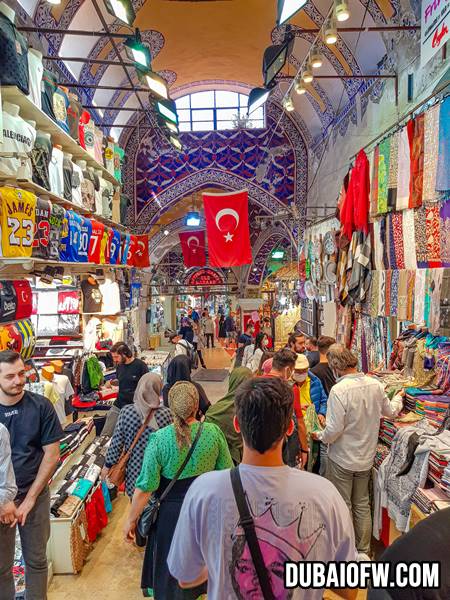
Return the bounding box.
[391,212,405,269]
[396,126,410,210]
[387,131,399,208]
[409,115,425,209]
[370,146,379,215]
[422,104,440,204]
[377,138,391,214]
[414,206,428,268]
[441,199,450,268]
[436,96,450,192]
[402,209,417,270]
[425,205,442,268]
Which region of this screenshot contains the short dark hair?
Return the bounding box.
[288,332,304,347]
[110,342,133,358]
[272,348,297,370]
[0,350,24,368]
[318,335,336,354]
[307,336,318,346]
[235,377,293,453]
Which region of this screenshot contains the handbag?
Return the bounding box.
[137,421,204,539]
[230,467,275,600]
[107,411,154,487]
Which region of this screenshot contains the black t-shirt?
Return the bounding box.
[0,391,63,498]
[311,362,336,395]
[81,280,103,313]
[0,13,29,95]
[368,507,450,600]
[306,350,320,368]
[114,358,148,409]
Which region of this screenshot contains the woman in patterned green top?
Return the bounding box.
[124,381,233,599]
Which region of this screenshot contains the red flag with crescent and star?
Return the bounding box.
[202,190,252,267]
[179,230,206,268]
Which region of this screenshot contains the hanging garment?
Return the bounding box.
[415,205,429,268]
[441,199,450,268]
[436,96,450,192]
[424,269,433,327]
[27,49,43,110]
[387,131,399,209]
[397,270,408,321]
[340,169,354,241]
[422,103,440,204]
[402,209,417,269]
[380,216,390,270]
[388,213,397,270]
[406,270,416,322]
[372,219,385,271]
[385,270,392,316]
[31,131,52,190]
[378,269,386,317]
[396,126,410,210]
[390,269,400,317]
[409,114,425,208]
[391,211,405,269]
[377,138,391,214]
[370,270,380,318]
[0,12,29,95]
[425,204,442,268]
[428,269,444,334]
[414,269,427,324]
[352,149,370,234]
[370,145,379,215]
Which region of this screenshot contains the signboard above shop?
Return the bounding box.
[421,0,450,66]
[186,268,225,286]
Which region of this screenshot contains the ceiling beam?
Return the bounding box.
[44,55,135,68]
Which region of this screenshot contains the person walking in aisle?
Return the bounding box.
[0,350,63,600]
[305,336,320,368]
[167,377,356,600]
[311,335,337,395]
[169,332,195,361]
[101,373,173,499]
[162,355,210,417]
[124,381,233,600]
[218,314,226,343]
[313,344,403,555]
[224,312,236,348]
[102,343,149,437]
[242,332,268,373]
[204,367,253,464]
[0,422,17,526]
[178,317,194,344]
[203,313,215,349]
[192,322,207,369]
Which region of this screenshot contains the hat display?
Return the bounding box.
[295,354,309,370]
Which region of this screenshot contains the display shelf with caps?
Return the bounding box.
[1,86,120,187]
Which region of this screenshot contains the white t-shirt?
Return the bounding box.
[71,162,84,207]
[99,279,121,314]
[49,146,64,198]
[0,111,36,179]
[53,373,75,404]
[168,465,356,600]
[83,316,101,352]
[28,50,44,110]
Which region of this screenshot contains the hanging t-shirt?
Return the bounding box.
[88,220,104,264]
[58,314,80,335]
[81,168,95,212]
[0,12,29,95]
[0,187,36,258]
[109,229,121,265]
[104,140,115,175]
[99,279,121,314]
[78,217,92,263]
[101,179,113,219]
[113,145,124,183]
[83,115,96,158]
[120,233,131,265]
[93,172,102,215]
[0,281,17,323]
[48,203,65,260]
[81,279,103,313]
[0,110,36,180]
[71,162,84,207]
[41,69,57,121]
[58,209,70,262]
[67,210,83,262]
[53,86,70,134]
[67,95,82,142]
[0,391,63,498]
[62,157,73,202]
[32,197,51,259]
[99,227,111,265]
[31,132,52,191]
[53,373,75,418]
[94,127,103,165]
[49,146,64,198]
[27,49,43,110]
[13,280,32,320]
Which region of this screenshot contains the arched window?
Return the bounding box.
[175,90,265,132]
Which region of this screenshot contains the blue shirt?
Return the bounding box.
[78,216,92,263]
[121,233,131,265]
[109,229,121,264]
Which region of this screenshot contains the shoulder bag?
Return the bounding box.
[230,466,275,600]
[137,421,204,539]
[108,410,154,487]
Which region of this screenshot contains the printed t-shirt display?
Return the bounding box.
[41,69,57,121]
[88,220,105,264]
[109,229,121,264]
[49,146,64,198]
[0,187,36,258]
[64,210,83,262]
[67,94,82,142]
[114,145,124,183]
[99,279,121,314]
[81,167,95,212]
[27,48,44,109]
[78,217,92,263]
[12,280,32,320]
[81,278,103,313]
[31,131,52,191]
[0,108,36,179]
[53,86,70,134]
[48,203,65,260]
[62,156,73,201]
[113,358,148,409]
[71,162,84,207]
[0,391,63,499]
[0,11,29,95]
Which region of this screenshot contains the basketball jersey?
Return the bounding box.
[16,318,35,360]
[32,197,51,259]
[48,203,65,260]
[58,210,70,262]
[78,217,92,263]
[66,210,83,262]
[99,226,110,265]
[13,280,32,320]
[127,234,137,266]
[109,229,121,265]
[88,220,104,264]
[0,187,36,258]
[120,233,131,265]
[0,281,17,323]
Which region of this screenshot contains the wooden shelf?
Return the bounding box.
[2,86,120,187]
[0,176,126,232]
[0,257,131,269]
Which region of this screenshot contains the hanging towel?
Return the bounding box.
[436,96,450,192]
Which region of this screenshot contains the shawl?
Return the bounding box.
[377,137,391,214]
[425,205,442,268]
[436,96,450,192]
[422,103,440,204]
[387,131,399,209]
[397,270,408,321]
[133,373,163,423]
[414,268,427,324]
[370,145,380,216]
[409,114,425,208]
[402,209,417,269]
[396,125,410,210]
[440,199,450,268]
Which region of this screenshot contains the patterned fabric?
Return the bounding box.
[436,96,450,192]
[428,269,444,334]
[396,126,410,210]
[397,270,408,321]
[391,211,405,268]
[440,199,450,267]
[385,270,392,316]
[390,269,400,316]
[422,104,440,204]
[372,219,384,271]
[425,205,442,267]
[406,270,416,321]
[378,270,386,316]
[368,148,377,217]
[370,145,379,216]
[402,209,417,269]
[387,131,399,209]
[370,270,380,317]
[409,114,425,208]
[424,269,432,326]
[388,213,397,269]
[381,216,390,269]
[377,138,391,214]
[415,205,428,268]
[414,269,427,324]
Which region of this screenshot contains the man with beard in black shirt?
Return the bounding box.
[311,336,337,395]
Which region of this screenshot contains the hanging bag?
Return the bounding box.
[137,421,204,539]
[230,467,275,600]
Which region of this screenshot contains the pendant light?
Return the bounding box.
[310,51,323,69]
[324,20,338,45]
[335,0,350,22]
[283,96,295,112]
[302,63,313,83]
[294,79,306,95]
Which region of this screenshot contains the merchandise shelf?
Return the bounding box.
[2,86,120,187]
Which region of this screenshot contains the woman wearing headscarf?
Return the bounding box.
[102,373,173,498]
[204,367,252,464]
[124,381,233,599]
[162,355,210,416]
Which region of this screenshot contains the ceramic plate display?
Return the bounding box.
[305,280,318,300]
[323,231,336,255]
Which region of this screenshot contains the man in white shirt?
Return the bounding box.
[169,333,194,360]
[313,344,403,555]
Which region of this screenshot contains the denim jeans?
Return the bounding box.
[326,458,372,553]
[0,487,50,600]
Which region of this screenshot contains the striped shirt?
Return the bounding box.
[0,423,17,505]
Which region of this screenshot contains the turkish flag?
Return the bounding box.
[126,234,137,266]
[133,234,150,268]
[203,190,252,267]
[179,231,206,268]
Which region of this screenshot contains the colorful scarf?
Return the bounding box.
[402,209,417,269]
[396,125,410,210]
[422,103,440,204]
[409,114,425,208]
[371,145,379,215]
[414,268,427,324]
[385,269,392,316]
[440,199,450,267]
[436,97,450,192]
[414,205,428,268]
[378,269,386,317]
[391,211,405,268]
[425,205,442,268]
[372,219,384,271]
[428,269,444,334]
[424,269,432,326]
[370,270,380,317]
[397,269,408,321]
[387,131,399,209]
[406,270,416,322]
[390,269,400,316]
[377,138,391,214]
[388,213,397,269]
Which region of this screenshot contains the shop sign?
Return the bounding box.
[421,0,450,66]
[186,268,224,286]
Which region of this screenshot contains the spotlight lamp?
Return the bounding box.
[263,37,294,88]
[324,21,338,45]
[302,65,313,83]
[276,0,307,25]
[335,0,350,22]
[103,0,135,26]
[46,0,61,5]
[141,70,169,99]
[124,30,151,68]
[310,51,323,69]
[248,87,271,115]
[283,95,295,112]
[156,98,179,125]
[294,79,306,95]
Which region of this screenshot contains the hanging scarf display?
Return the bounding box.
[390,269,400,316]
[428,269,444,334]
[391,211,405,269]
[436,96,450,192]
[414,205,428,268]
[397,269,408,321]
[388,213,397,269]
[372,219,385,271]
[409,114,425,208]
[424,269,432,326]
[352,149,370,235]
[370,270,380,317]
[440,199,450,268]
[378,269,386,317]
[385,269,392,316]
[371,145,380,215]
[406,270,416,321]
[422,103,440,204]
[396,126,410,210]
[414,269,427,324]
[402,209,417,270]
[377,137,391,214]
[425,205,442,268]
[387,131,399,209]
